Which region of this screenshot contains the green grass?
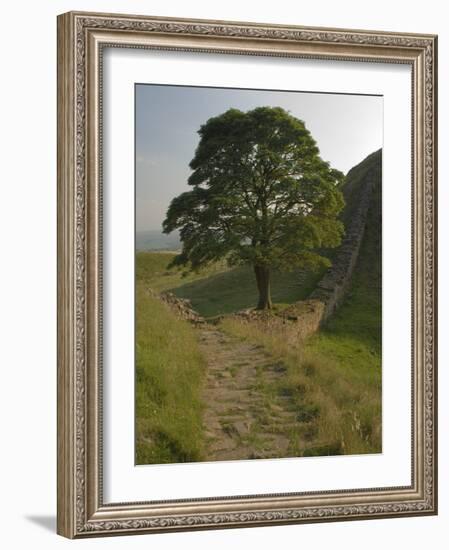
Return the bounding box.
[220,315,381,456]
[136,251,229,293]
[135,282,206,464]
[136,251,326,318]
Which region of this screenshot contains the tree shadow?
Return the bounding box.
[168,267,255,318]
[168,265,321,318]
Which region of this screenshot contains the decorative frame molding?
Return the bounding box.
[57,11,438,538]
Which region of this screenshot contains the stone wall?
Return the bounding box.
[228,300,325,347]
[146,287,205,324]
[310,156,380,321]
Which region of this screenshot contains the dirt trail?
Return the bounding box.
[197,325,300,461]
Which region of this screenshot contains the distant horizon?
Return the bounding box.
[136,84,383,232]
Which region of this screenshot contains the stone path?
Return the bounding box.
[197,325,301,461]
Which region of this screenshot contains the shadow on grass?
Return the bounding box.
[169,265,325,318]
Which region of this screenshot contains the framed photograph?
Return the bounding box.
[57,11,438,538]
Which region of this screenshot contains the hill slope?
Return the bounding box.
[341,148,382,226]
[325,148,382,348]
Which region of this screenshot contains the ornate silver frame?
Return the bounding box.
[57,11,438,538]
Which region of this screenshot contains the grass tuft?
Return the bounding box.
[135,282,206,464]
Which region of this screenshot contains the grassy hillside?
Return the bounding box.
[136,252,326,318]
[135,282,206,464]
[221,150,382,455]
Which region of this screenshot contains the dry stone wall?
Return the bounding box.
[310,160,379,321]
[228,300,325,347]
[145,287,205,324]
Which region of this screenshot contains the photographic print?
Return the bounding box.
[135,84,383,465]
[57,12,437,537]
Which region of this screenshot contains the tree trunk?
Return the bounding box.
[254,265,273,310]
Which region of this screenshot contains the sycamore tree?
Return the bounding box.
[163,106,345,310]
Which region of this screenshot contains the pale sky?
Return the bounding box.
[136,84,383,232]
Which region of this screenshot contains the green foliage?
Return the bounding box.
[135,282,206,464]
[163,107,345,277]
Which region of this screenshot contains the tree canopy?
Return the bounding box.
[163,106,345,309]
